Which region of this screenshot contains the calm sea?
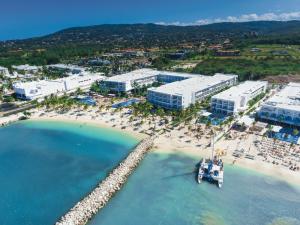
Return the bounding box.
[1,121,299,225]
[90,153,300,225]
[0,120,139,225]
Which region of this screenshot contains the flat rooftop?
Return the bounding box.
[13,74,104,89]
[212,81,267,101]
[48,64,84,71]
[12,64,40,70]
[158,71,197,79]
[263,82,300,111]
[148,74,237,96]
[105,69,160,82]
[105,69,197,83]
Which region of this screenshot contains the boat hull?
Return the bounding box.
[196,159,224,188]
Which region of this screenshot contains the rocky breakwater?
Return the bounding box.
[56,136,155,225]
[0,113,24,126]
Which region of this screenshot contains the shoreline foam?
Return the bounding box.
[29,116,147,141]
[23,110,300,187]
[152,145,300,187]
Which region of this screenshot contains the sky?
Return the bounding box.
[1,0,300,40]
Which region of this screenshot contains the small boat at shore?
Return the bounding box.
[197,157,224,188]
[197,131,224,188]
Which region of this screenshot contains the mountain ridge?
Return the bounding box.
[1,20,300,48]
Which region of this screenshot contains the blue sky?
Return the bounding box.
[1,0,300,40]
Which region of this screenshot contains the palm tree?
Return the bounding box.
[132,82,139,96]
[76,88,83,95]
[156,107,165,118]
[292,129,299,136]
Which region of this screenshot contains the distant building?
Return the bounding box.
[251,48,261,53]
[223,39,233,49]
[123,50,144,57]
[47,64,85,74]
[172,63,197,70]
[214,50,240,57]
[211,81,268,116]
[102,69,160,92]
[208,44,223,51]
[270,50,289,56]
[87,59,111,66]
[166,52,186,60]
[0,66,9,77]
[12,64,41,74]
[258,83,300,127]
[13,74,105,100]
[147,74,237,110]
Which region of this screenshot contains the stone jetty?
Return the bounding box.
[0,113,23,127]
[56,136,155,225]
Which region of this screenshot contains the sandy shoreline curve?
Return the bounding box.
[29,116,147,141]
[152,146,300,188]
[27,113,300,187]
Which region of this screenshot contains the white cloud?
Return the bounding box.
[156,11,300,26]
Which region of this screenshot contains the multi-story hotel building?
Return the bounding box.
[102,69,161,92]
[0,66,9,77]
[211,81,268,116]
[13,74,104,100]
[102,68,238,110]
[101,69,199,92]
[258,82,300,127]
[147,74,238,110]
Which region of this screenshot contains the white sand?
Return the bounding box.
[27,107,300,186]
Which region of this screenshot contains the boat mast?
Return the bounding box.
[211,130,214,159]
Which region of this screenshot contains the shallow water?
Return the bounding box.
[90,153,300,225]
[0,120,138,225]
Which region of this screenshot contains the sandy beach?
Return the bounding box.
[29,116,146,141]
[25,106,300,187]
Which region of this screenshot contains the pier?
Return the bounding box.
[56,136,155,225]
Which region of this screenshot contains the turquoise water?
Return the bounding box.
[90,153,300,225]
[1,121,300,225]
[0,120,139,225]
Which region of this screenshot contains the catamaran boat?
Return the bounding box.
[197,132,224,188]
[197,157,224,188]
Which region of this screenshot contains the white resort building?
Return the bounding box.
[147,74,238,110]
[101,69,196,92]
[12,64,41,74]
[0,66,10,77]
[13,74,104,100]
[258,82,300,127]
[47,64,85,74]
[102,69,160,92]
[102,68,238,109]
[211,81,268,116]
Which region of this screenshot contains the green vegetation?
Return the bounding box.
[2,95,16,103]
[39,94,84,110]
[293,129,299,136]
[192,58,300,81]
[248,92,266,107]
[1,21,300,82]
[41,67,69,79]
[130,101,203,126]
[90,82,111,96]
[0,45,106,68]
[151,57,173,70]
